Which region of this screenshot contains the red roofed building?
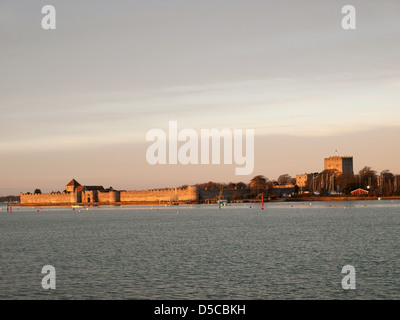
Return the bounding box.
[350,188,369,195]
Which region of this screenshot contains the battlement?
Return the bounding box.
[21,191,68,196]
[120,186,198,202]
[20,191,71,204]
[20,183,199,205]
[123,186,194,193]
[325,156,353,160]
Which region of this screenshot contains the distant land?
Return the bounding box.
[3,155,400,205]
[0,195,19,203]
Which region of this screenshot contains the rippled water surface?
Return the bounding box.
[1,200,399,299]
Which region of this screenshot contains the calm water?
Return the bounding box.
[0,200,399,300]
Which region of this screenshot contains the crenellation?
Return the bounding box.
[20,180,199,205]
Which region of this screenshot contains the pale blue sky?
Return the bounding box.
[1,0,399,195]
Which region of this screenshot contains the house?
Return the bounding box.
[350,188,369,195]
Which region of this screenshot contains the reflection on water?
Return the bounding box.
[0,200,399,299]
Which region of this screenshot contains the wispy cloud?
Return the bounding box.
[1,0,400,194]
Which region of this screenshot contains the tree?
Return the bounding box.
[359,166,376,176]
[231,192,244,200]
[314,170,336,192]
[394,175,400,195]
[34,189,42,194]
[380,170,394,195]
[235,182,247,189]
[197,181,223,190]
[337,172,356,194]
[250,175,268,190]
[358,166,377,189]
[277,174,292,185]
[380,169,393,180]
[249,175,268,196]
[342,182,359,195]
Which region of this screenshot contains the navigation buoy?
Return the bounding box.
[261,194,264,210]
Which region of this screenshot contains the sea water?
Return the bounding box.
[0,200,399,299]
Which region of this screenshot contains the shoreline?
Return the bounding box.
[6,196,400,208]
[277,196,400,202]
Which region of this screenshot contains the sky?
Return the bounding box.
[1,0,400,195]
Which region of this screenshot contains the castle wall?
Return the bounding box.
[20,192,71,204]
[109,191,120,203]
[98,191,120,203]
[21,186,199,204]
[120,186,198,202]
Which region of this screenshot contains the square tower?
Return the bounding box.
[324,156,354,175]
[66,179,81,193]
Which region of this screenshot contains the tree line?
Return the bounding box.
[192,167,400,199]
[309,167,400,196]
[249,167,400,197]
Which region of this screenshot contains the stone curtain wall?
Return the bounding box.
[20,192,71,204]
[20,186,199,204]
[97,191,120,203]
[120,186,198,202]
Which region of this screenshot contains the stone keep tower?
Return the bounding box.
[324,156,354,175]
[66,179,81,192]
[66,179,81,203]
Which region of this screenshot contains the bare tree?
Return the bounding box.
[359,166,377,189]
[277,174,292,185]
